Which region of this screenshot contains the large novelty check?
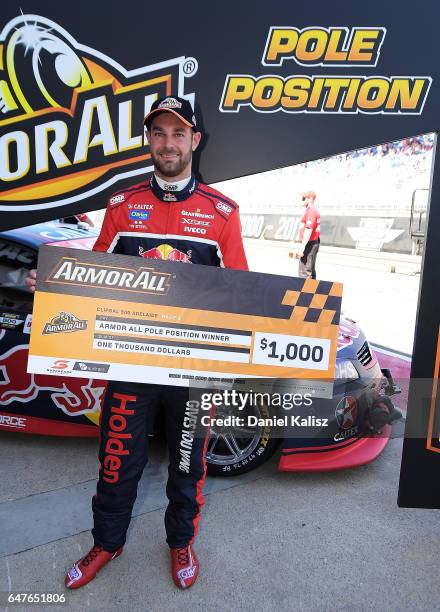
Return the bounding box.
[28,246,342,391]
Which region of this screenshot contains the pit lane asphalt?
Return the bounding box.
[1,245,433,612]
[2,426,440,612]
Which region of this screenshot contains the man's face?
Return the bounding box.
[146,112,201,180]
[302,195,314,207]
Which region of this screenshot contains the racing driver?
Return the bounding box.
[26,96,248,590]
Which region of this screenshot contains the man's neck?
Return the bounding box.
[154,174,192,192]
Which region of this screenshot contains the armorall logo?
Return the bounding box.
[0,14,198,212]
[48,257,172,294]
[43,312,87,334]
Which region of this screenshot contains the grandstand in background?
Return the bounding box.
[214,133,434,254]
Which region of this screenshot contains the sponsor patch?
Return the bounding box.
[102,393,135,484]
[139,245,192,263]
[184,226,207,235]
[129,210,150,221]
[67,564,82,585]
[178,565,196,581]
[163,193,177,202]
[181,218,211,227]
[158,97,182,109]
[110,194,126,205]
[216,202,233,215]
[181,209,214,220]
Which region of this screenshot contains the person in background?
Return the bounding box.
[289,190,320,279]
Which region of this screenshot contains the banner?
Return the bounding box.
[0,2,438,230]
[241,213,412,253]
[28,246,342,393]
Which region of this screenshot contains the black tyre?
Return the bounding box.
[206,414,280,476]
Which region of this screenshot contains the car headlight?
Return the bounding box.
[334,359,359,382]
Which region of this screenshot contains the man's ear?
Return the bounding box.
[192,131,202,151]
[145,128,151,144]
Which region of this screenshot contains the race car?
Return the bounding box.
[0,222,401,475]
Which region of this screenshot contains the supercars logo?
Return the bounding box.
[0,14,198,212]
[43,311,87,334]
[220,26,431,114]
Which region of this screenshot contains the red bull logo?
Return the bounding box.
[0,339,105,417]
[139,244,192,263]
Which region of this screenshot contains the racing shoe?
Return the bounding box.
[170,545,199,589]
[64,545,123,589]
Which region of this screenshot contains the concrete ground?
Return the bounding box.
[245,239,421,355]
[0,244,431,612]
[2,429,440,612]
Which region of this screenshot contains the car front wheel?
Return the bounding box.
[205,417,279,476]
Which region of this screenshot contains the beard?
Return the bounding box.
[150,145,193,178]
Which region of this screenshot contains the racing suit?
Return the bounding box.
[91,174,248,552]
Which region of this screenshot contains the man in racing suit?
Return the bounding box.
[28,96,248,589]
[69,97,247,589]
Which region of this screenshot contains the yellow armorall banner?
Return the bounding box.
[28,246,342,394]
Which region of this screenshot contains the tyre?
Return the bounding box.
[205,406,280,476]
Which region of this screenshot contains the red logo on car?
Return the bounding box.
[0,342,105,416]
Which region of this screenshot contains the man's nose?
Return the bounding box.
[163,134,177,148]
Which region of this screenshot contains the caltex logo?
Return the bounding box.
[335,396,358,430]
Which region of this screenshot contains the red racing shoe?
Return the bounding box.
[170,545,199,589]
[64,545,123,589]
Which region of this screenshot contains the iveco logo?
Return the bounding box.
[0,14,198,212]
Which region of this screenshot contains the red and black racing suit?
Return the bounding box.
[91,174,248,552]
